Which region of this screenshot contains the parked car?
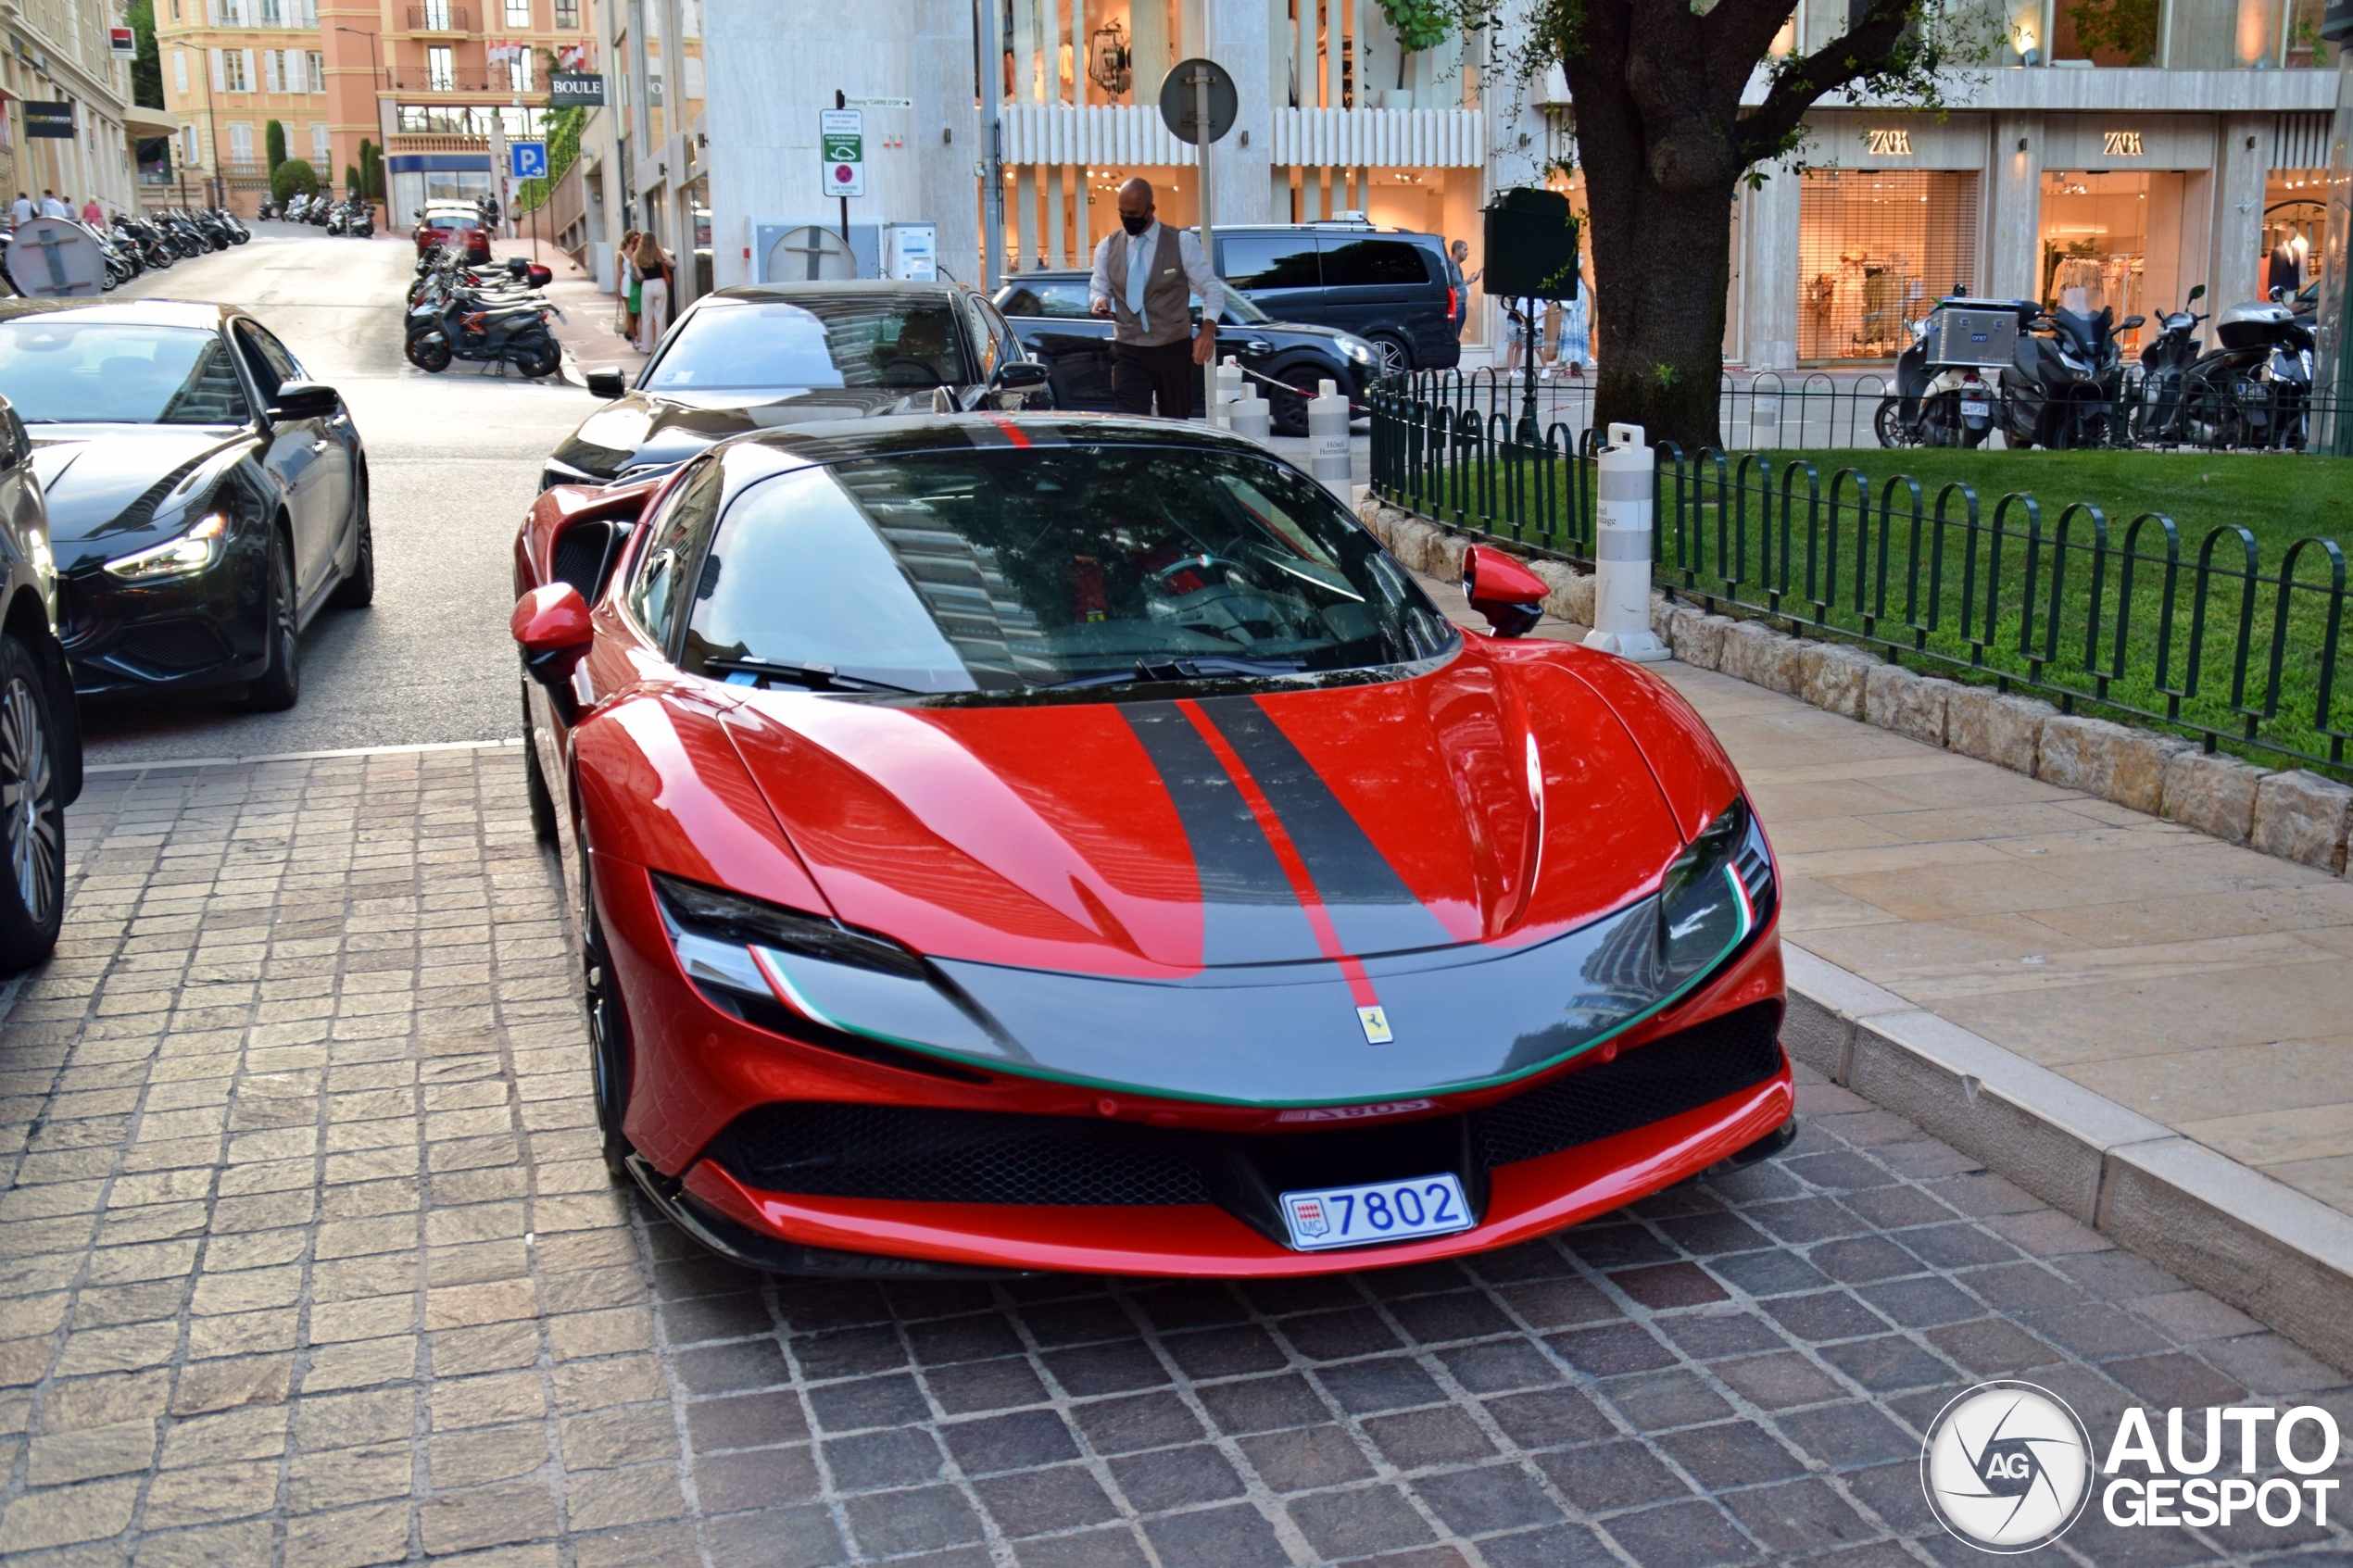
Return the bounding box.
[993,272,1378,434]
[510,413,1793,1277]
[412,204,490,263]
[1213,220,1465,375]
[0,390,80,971]
[545,281,1049,489]
[0,300,373,711]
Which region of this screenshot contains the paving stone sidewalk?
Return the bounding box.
[0,746,2345,1565]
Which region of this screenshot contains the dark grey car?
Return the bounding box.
[1214,222,1465,376]
[0,389,82,970]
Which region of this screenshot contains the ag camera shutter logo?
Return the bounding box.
[1920,1381,2095,1552]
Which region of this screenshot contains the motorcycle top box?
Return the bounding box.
[1924,305,2020,369]
[2215,300,2296,350]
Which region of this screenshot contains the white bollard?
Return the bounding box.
[1581,421,1670,663]
[1230,392,1271,440]
[1210,357,1244,427]
[1308,378,1352,496]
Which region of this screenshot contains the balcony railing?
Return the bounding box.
[390,69,515,93]
[407,4,469,31]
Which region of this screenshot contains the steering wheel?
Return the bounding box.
[878,356,949,386]
[1150,553,1251,587]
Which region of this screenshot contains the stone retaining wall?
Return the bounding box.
[1358,498,2353,881]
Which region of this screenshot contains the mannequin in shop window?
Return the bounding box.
[2269,234,2308,298]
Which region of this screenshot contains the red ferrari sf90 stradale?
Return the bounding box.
[511,414,1792,1277]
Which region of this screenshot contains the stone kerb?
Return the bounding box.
[1353,496,2353,879]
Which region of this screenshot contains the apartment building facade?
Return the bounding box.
[156,0,595,219]
[0,0,138,214]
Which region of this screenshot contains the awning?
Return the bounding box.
[121,107,178,139]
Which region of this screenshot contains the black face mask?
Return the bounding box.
[1120,212,1152,236]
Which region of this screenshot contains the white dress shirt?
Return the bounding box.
[7,199,31,226]
[1088,221,1222,335]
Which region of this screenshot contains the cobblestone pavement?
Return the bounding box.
[0,746,2347,1567]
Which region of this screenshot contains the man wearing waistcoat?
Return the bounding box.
[1088,178,1220,420]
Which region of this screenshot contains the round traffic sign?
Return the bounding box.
[1158,57,1237,145]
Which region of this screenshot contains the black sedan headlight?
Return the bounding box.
[102,512,227,583]
[1658,797,1775,987]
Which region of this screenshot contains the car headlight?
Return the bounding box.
[650,873,1004,1067]
[1339,336,1377,365]
[103,512,226,583]
[1657,797,1775,986]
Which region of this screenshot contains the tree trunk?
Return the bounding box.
[1586,178,1738,456]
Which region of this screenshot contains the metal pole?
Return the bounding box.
[978,0,1004,289]
[1193,64,1213,293]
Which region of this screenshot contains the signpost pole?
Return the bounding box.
[835,89,850,255]
[1194,63,1213,307]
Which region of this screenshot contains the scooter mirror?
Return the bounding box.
[2188,284,2206,302]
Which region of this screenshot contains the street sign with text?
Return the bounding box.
[819,108,864,198]
[22,102,72,139]
[547,71,606,107]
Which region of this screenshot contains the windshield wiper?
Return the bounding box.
[703,657,926,696]
[1044,655,1310,691]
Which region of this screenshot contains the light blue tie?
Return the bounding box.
[1126,227,1151,331]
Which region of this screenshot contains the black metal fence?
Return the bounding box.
[1367,379,2352,776]
[1399,367,2344,456]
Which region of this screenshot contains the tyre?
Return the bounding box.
[522,682,559,846]
[244,529,301,711]
[514,335,561,380]
[329,481,373,608]
[1270,368,1321,437]
[405,332,452,372]
[582,871,634,1184]
[1873,397,1921,449]
[0,635,63,972]
[1365,333,1412,381]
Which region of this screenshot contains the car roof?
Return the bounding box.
[708,281,963,303]
[0,298,233,331]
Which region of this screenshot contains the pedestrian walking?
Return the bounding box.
[8,194,31,227]
[37,190,67,220]
[79,196,101,228]
[619,229,642,341]
[1086,177,1219,420]
[632,232,673,354]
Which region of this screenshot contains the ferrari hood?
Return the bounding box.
[554,388,932,479]
[30,424,247,546]
[718,652,1686,978]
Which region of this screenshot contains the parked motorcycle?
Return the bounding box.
[405,245,563,377]
[1876,295,2012,449]
[1995,302,2138,449]
[2125,285,2208,445]
[2168,290,2316,452]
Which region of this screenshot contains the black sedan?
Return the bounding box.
[992,272,1378,434]
[0,300,371,709]
[547,281,1051,490]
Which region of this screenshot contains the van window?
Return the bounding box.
[1223,234,1320,290]
[1318,239,1428,288]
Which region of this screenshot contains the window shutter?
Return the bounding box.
[173,49,187,94]
[209,47,224,92]
[204,0,218,23]
[242,50,256,91]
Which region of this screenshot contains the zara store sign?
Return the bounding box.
[1865,128,1913,156]
[2103,130,2145,157]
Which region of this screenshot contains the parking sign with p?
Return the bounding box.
[509,141,548,181]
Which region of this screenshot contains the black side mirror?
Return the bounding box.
[2189,284,2206,302]
[585,368,628,399]
[989,361,1051,392]
[2120,315,2145,330]
[269,381,339,420]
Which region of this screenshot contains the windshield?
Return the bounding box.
[678,445,1456,694]
[0,320,248,425]
[643,297,969,393]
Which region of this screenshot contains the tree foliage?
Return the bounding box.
[358,140,384,199]
[2065,0,2158,64]
[125,0,164,109]
[269,158,317,203]
[264,119,288,173]
[513,105,586,215]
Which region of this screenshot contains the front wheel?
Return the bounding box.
[329,482,374,608]
[406,332,452,372]
[583,872,634,1184]
[522,683,559,845]
[513,335,561,379]
[244,530,301,711]
[0,636,63,972]
[1365,333,1412,381]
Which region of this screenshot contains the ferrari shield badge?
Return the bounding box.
[1356,1005,1392,1044]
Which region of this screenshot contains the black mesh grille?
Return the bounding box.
[117,619,230,672]
[551,521,617,598]
[706,1001,1784,1209]
[709,1102,1214,1206]
[1471,1001,1784,1169]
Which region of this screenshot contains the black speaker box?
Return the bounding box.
[1482,187,1579,300]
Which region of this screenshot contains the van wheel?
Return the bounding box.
[0,635,62,972]
[1366,333,1412,380]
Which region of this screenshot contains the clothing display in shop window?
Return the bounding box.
[2269,237,2307,296]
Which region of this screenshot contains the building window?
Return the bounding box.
[505,49,532,92]
[259,0,282,23]
[506,0,531,24]
[428,45,454,90]
[263,50,283,93]
[312,121,330,165]
[219,48,251,92]
[172,49,187,94]
[554,0,577,25]
[1797,169,1980,362]
[307,51,324,92]
[421,0,451,28]
[229,122,254,165]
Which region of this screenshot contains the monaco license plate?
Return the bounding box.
[1279,1173,1473,1251]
